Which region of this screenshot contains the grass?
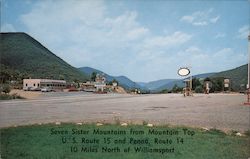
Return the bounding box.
[0,123,249,159]
[0,93,24,100]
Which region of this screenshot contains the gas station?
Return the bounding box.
[178,67,193,97]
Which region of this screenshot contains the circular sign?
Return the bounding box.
[178,68,190,76]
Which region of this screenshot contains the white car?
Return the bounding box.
[41,87,52,92]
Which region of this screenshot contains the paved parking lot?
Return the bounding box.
[0,93,249,131]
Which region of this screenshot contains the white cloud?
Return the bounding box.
[193,21,208,26]
[181,16,194,23]
[237,25,249,39]
[127,45,247,81]
[142,31,192,49]
[174,47,247,75]
[17,1,246,82]
[185,46,201,53]
[180,8,220,26]
[19,0,152,78]
[1,23,16,32]
[210,15,220,23]
[215,33,226,38]
[103,11,149,41]
[133,31,192,65]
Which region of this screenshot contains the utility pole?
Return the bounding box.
[244,35,250,105]
[248,35,250,92]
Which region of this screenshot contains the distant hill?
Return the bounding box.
[155,80,184,92]
[154,73,216,92]
[79,67,145,90]
[154,65,247,92]
[212,64,247,91]
[137,79,178,91]
[79,67,114,81]
[193,73,216,79]
[0,32,88,82]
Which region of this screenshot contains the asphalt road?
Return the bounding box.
[0,93,249,131]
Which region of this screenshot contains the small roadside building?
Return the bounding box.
[94,74,106,92]
[23,79,66,91]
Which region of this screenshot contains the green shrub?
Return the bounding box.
[0,84,11,94]
[0,93,24,100]
[195,86,203,93]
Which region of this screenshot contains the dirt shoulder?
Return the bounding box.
[10,89,42,99]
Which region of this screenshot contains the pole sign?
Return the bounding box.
[178,68,190,76]
[224,78,230,88]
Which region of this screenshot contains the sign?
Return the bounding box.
[224,83,229,88]
[224,79,230,84]
[178,68,190,76]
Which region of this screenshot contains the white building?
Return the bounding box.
[94,74,106,92]
[23,79,66,91]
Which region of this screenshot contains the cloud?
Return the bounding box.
[19,0,152,78]
[17,1,246,81]
[103,11,149,41]
[215,33,226,38]
[127,45,247,81]
[210,15,220,23]
[174,47,247,75]
[180,8,220,26]
[237,25,249,39]
[1,23,16,32]
[181,16,194,23]
[142,31,192,49]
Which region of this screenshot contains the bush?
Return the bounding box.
[0,93,24,100]
[195,86,203,93]
[0,84,11,94]
[160,89,169,93]
[171,84,183,93]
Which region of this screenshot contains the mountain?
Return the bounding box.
[212,64,247,91]
[155,72,216,92]
[155,80,184,91]
[0,32,88,82]
[78,67,145,90]
[192,73,216,79]
[136,82,147,87]
[155,65,247,92]
[79,67,114,81]
[137,79,178,90]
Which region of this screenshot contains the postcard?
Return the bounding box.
[0,0,249,158]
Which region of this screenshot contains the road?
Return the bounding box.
[0,92,249,132]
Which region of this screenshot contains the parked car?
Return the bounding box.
[23,87,32,91]
[30,87,41,91]
[41,87,52,92]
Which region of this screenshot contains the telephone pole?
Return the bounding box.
[244,35,250,105]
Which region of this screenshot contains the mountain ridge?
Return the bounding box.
[1,32,247,92]
[78,67,145,90]
[0,32,88,82]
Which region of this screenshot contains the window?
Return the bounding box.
[26,84,28,86]
[38,83,40,87]
[33,83,36,87]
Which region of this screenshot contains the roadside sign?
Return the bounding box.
[178,68,190,76]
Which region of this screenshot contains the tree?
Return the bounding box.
[160,89,169,94]
[195,85,203,93]
[91,72,97,82]
[210,77,224,92]
[192,78,201,90]
[0,69,11,83]
[172,84,182,93]
[1,84,11,94]
[204,77,211,82]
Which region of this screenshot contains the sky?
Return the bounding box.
[1,0,249,82]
